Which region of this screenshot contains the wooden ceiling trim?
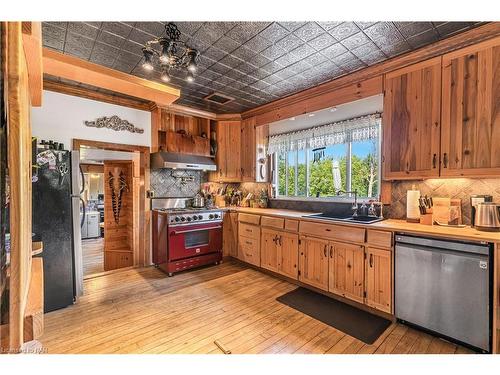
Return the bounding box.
[242,23,500,120]
[21,22,42,107]
[43,80,154,112]
[43,48,180,106]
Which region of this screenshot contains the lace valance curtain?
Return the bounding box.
[267,113,381,155]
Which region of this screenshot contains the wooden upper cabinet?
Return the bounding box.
[299,237,329,291]
[329,242,365,304]
[365,247,392,314]
[209,120,241,182]
[241,117,256,182]
[382,57,441,180]
[440,37,500,177]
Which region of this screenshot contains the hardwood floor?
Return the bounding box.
[40,261,476,354]
[82,238,104,277]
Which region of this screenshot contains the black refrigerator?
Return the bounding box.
[32,149,78,312]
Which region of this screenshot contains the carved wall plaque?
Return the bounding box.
[85,115,144,134]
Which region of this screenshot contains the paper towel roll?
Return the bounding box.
[406,189,420,221]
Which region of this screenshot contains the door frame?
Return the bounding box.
[73,138,151,268]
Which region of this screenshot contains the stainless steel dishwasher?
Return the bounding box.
[395,234,492,352]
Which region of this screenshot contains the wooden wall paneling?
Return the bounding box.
[245,23,500,122]
[43,48,180,106]
[6,21,33,350]
[382,57,441,180]
[150,106,161,152]
[20,22,42,107]
[440,36,500,177]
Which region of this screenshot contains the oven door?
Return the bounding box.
[168,222,222,261]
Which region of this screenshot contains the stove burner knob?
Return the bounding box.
[175,217,180,222]
[192,215,197,220]
[213,213,219,219]
[198,215,203,220]
[187,217,192,222]
[208,214,214,219]
[180,217,186,222]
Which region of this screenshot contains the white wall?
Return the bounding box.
[32,90,151,149]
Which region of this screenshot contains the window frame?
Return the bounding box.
[273,123,382,201]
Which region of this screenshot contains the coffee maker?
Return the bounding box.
[470,194,493,227]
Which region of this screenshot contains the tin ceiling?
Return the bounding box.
[42,21,483,113]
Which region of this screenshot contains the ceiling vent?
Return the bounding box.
[204,92,234,105]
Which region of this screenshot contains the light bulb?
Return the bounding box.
[142,49,154,71]
[161,70,171,82]
[186,72,194,83]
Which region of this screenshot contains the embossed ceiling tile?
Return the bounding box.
[308,33,336,51]
[219,54,245,69]
[67,22,100,39]
[328,22,360,41]
[293,22,325,42]
[185,38,212,53]
[436,22,473,37]
[45,22,68,29]
[227,22,270,44]
[65,32,95,51]
[288,59,313,74]
[333,51,359,66]
[259,22,289,43]
[42,23,66,50]
[341,32,371,50]
[213,36,240,54]
[224,69,246,81]
[243,35,272,53]
[338,58,366,71]
[260,44,287,60]
[194,22,235,44]
[113,59,138,74]
[235,62,259,74]
[406,29,439,48]
[364,22,403,46]
[380,40,411,57]
[261,61,284,75]
[275,33,303,52]
[350,41,382,59]
[209,62,231,75]
[97,30,127,48]
[128,28,154,45]
[64,41,93,60]
[120,39,143,56]
[135,22,167,37]
[358,50,386,65]
[321,43,348,59]
[101,22,134,37]
[175,22,204,38]
[247,53,272,68]
[317,21,343,31]
[355,21,377,30]
[90,42,120,67]
[250,80,271,91]
[290,43,316,60]
[305,52,328,66]
[274,67,298,81]
[394,22,434,38]
[231,45,256,61]
[275,52,299,68]
[249,68,271,80]
[279,22,307,32]
[202,69,223,81]
[261,74,282,85]
[202,46,227,62]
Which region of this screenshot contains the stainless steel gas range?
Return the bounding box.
[152,198,223,276]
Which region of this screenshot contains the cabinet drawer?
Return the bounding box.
[261,216,284,230]
[238,213,261,225]
[299,221,365,243]
[238,223,260,240]
[284,219,299,232]
[238,236,260,266]
[366,229,392,249]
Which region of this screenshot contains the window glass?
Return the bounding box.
[297,150,307,196]
[308,144,347,197]
[351,139,379,198]
[286,151,296,196]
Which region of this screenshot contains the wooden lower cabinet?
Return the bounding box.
[278,232,299,279]
[238,235,260,266]
[223,212,238,257]
[104,251,133,271]
[261,228,279,272]
[365,247,393,314]
[299,237,329,291]
[329,242,365,304]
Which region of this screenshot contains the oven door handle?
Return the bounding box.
[170,226,222,235]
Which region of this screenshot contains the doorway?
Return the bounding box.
[75,140,149,280]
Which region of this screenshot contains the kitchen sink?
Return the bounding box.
[303,213,384,224]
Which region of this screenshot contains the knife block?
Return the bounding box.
[420,213,433,225]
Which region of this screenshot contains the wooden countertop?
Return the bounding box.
[227,207,500,243]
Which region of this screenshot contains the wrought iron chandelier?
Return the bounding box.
[141,22,199,83]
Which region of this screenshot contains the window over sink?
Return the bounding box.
[269,113,382,200]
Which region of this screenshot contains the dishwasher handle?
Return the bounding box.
[395,234,490,256]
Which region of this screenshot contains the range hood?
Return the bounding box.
[150,152,217,171]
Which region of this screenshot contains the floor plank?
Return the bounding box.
[82,237,104,277]
[40,261,477,354]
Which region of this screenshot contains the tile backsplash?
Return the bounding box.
[386,178,500,225]
[150,169,206,198]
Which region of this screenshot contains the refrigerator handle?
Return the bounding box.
[79,165,85,194]
[80,198,86,227]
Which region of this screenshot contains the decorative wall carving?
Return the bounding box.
[108,171,129,224]
[85,115,144,134]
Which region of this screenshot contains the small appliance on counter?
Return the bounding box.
[474,202,500,232]
[470,195,493,228]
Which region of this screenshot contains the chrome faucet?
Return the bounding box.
[336,189,358,216]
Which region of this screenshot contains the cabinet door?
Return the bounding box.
[278,232,299,279]
[209,121,241,182]
[365,247,392,313]
[261,228,279,272]
[330,242,364,303]
[299,237,329,291]
[222,212,238,257]
[383,57,441,179]
[441,37,500,177]
[241,117,256,182]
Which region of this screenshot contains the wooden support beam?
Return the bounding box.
[21,22,42,106]
[43,48,180,106]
